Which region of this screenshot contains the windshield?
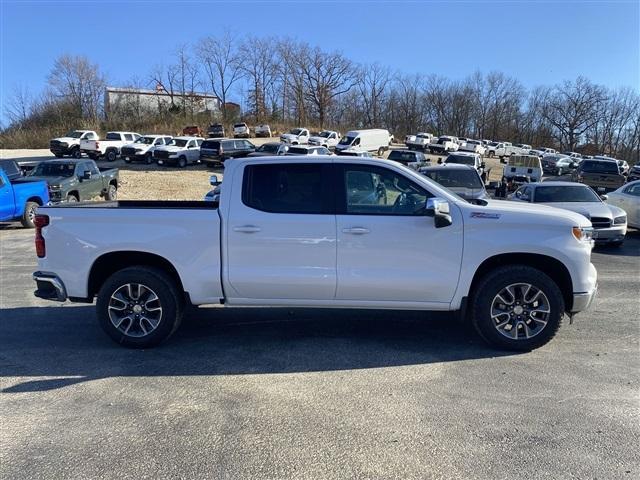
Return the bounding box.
[318,131,331,138]
[234,124,246,128]
[437,137,452,144]
[65,131,84,138]
[445,155,475,166]
[468,140,480,145]
[31,162,75,177]
[534,185,600,203]
[388,151,421,162]
[489,142,500,147]
[135,136,155,145]
[581,160,619,174]
[339,135,356,145]
[290,128,303,135]
[288,146,309,155]
[258,144,279,153]
[169,139,188,147]
[424,169,483,189]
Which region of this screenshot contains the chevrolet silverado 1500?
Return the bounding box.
[33,156,598,350]
[0,159,49,228]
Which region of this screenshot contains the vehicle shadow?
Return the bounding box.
[593,230,640,257]
[0,306,512,393]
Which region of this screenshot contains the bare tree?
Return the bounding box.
[47,54,106,121]
[357,63,391,127]
[4,85,34,125]
[197,33,243,122]
[239,37,278,122]
[300,47,357,127]
[150,63,180,114]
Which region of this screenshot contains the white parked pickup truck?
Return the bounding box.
[32,156,598,351]
[280,128,310,145]
[80,131,141,162]
[50,130,99,158]
[486,141,522,160]
[308,130,341,149]
[406,132,434,151]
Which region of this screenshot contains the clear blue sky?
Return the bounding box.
[1,0,638,123]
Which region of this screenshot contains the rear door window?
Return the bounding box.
[242,163,332,214]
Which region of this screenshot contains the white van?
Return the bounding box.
[335,129,391,156]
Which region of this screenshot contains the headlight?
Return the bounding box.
[572,226,593,243]
[613,215,627,225]
[49,185,61,190]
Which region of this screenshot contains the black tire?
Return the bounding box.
[96,266,184,348]
[470,265,564,351]
[67,193,79,202]
[178,156,187,168]
[145,153,153,165]
[106,150,117,162]
[488,151,495,158]
[20,201,39,228]
[71,147,81,159]
[377,147,385,156]
[610,240,624,247]
[54,153,64,158]
[105,184,117,201]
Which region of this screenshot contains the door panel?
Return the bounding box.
[226,163,337,300]
[0,176,15,220]
[335,164,463,303]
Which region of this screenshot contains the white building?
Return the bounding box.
[105,86,221,116]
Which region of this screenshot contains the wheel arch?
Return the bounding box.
[88,251,186,301]
[26,196,44,206]
[469,253,573,311]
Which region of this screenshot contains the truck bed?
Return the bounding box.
[41,200,217,209]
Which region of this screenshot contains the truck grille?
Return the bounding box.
[590,217,611,229]
[154,150,170,159]
[121,147,136,156]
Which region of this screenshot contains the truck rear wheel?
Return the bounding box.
[377,147,385,156]
[20,201,39,228]
[71,147,81,159]
[470,265,564,351]
[105,184,117,201]
[106,150,117,162]
[96,267,184,348]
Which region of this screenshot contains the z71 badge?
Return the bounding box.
[471,212,501,219]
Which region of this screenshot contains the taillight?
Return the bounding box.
[95,141,100,148]
[34,214,49,258]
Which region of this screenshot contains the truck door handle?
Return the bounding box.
[233,225,261,233]
[342,227,370,235]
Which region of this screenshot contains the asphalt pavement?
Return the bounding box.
[1,225,639,479]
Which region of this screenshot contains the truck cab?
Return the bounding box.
[0,159,49,228]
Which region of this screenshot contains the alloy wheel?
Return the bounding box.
[108,283,163,338]
[490,282,551,340]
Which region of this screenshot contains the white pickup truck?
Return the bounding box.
[280,128,310,145]
[486,142,522,160]
[50,130,99,158]
[32,156,597,351]
[308,130,341,149]
[80,131,141,162]
[406,132,434,151]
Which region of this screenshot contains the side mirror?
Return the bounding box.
[82,171,91,180]
[480,162,486,169]
[437,158,443,164]
[600,194,608,201]
[425,197,452,228]
[209,175,221,186]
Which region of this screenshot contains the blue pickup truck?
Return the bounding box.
[0,159,50,228]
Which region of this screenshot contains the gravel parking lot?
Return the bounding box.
[1,210,639,478]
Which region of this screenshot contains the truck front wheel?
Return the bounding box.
[106,184,117,201]
[96,267,184,348]
[71,147,81,159]
[470,265,564,351]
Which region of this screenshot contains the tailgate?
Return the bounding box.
[582,173,625,190]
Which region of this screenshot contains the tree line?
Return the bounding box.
[2,34,639,161]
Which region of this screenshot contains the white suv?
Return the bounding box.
[154,136,204,168]
[233,123,250,138]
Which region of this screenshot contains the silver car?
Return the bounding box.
[509,181,627,246]
[419,164,488,202]
[606,180,640,229]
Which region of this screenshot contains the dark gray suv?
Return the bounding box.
[200,139,256,167]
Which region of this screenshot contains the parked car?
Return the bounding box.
[606,181,640,229]
[419,164,488,202]
[541,154,579,176]
[285,145,331,156]
[540,147,557,156]
[182,125,203,137]
[28,159,118,203]
[154,137,204,168]
[280,128,310,145]
[486,141,522,160]
[207,124,225,138]
[571,159,626,193]
[200,138,256,166]
[121,135,173,164]
[50,130,98,159]
[80,131,141,162]
[562,152,583,160]
[335,129,391,156]
[247,142,289,157]
[442,152,486,181]
[515,144,532,151]
[0,159,49,228]
[509,182,627,246]
[233,123,250,138]
[459,139,487,156]
[32,156,598,351]
[387,150,428,167]
[529,149,545,158]
[406,132,434,151]
[254,124,272,138]
[627,164,640,182]
[428,136,459,155]
[308,130,341,149]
